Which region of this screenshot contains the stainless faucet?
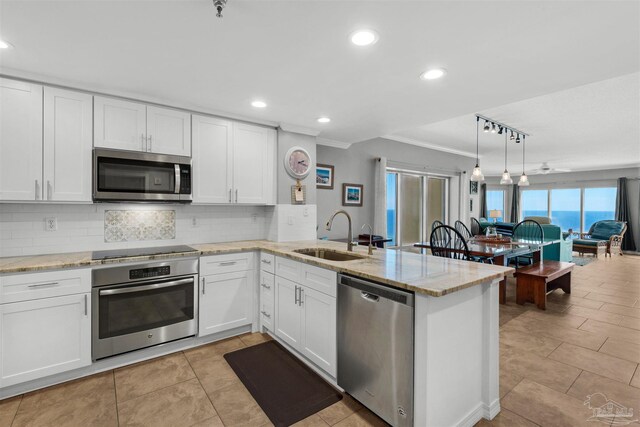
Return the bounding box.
[326,210,355,252]
[361,224,374,255]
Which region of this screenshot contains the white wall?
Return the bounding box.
[316,138,476,240]
[0,204,268,257]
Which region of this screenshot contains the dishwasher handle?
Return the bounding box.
[339,274,414,307]
[361,292,380,302]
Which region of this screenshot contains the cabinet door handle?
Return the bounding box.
[28,282,59,288]
[148,135,153,152]
[299,288,304,306]
[84,294,88,316]
[261,283,271,290]
[235,189,238,203]
[261,259,272,265]
[219,261,237,266]
[261,310,271,318]
[35,180,40,200]
[229,189,232,203]
[294,285,299,305]
[47,180,52,200]
[201,277,205,295]
[141,133,146,151]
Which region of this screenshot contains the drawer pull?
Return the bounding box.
[261,310,271,318]
[261,259,272,265]
[84,294,88,316]
[219,261,237,266]
[27,282,59,289]
[261,283,271,290]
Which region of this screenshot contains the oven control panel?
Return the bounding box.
[129,266,170,280]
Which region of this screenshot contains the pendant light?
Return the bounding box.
[471,116,485,182]
[500,131,513,185]
[518,135,530,186]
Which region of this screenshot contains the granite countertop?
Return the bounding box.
[0,240,513,297]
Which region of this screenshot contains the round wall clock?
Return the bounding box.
[284,146,312,179]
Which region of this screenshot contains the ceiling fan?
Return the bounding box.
[527,162,571,175]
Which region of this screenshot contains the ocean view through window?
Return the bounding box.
[584,187,616,230]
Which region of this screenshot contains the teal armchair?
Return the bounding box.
[573,220,627,257]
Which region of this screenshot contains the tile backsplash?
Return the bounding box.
[104,210,176,243]
[0,203,269,257]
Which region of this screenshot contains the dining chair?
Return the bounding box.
[454,220,472,240]
[470,217,482,236]
[430,225,470,261]
[511,219,544,267]
[431,220,445,231]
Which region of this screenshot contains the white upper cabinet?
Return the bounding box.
[94,97,191,156]
[192,120,276,205]
[0,79,43,201]
[43,87,93,202]
[94,96,147,152]
[146,106,191,156]
[233,123,276,204]
[192,115,233,203]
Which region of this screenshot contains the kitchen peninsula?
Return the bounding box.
[0,239,511,427]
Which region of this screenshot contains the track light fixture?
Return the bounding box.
[474,114,529,185]
[471,117,484,182]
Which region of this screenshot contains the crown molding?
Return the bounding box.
[278,123,321,137]
[316,138,352,149]
[381,134,479,159]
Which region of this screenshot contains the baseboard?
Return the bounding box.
[455,399,501,427]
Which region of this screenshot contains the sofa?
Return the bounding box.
[478,219,573,262]
[573,220,627,257]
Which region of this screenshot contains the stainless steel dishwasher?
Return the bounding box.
[337,274,414,427]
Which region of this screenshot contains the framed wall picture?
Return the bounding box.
[470,181,479,195]
[316,164,334,189]
[342,183,363,207]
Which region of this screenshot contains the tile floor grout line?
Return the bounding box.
[9,395,22,427]
[563,369,584,395]
[181,349,227,426]
[596,336,610,352]
[629,364,639,387]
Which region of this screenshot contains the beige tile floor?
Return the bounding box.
[1,254,639,427]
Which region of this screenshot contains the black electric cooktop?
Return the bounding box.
[91,245,198,261]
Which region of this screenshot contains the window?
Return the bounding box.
[385,170,449,247]
[551,189,580,232]
[584,187,617,232]
[486,190,505,222]
[386,173,397,246]
[519,186,617,234]
[522,190,548,220]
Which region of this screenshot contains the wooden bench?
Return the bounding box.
[515,261,574,310]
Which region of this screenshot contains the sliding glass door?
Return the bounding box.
[386,171,449,248]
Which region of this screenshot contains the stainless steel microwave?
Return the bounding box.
[93,148,192,202]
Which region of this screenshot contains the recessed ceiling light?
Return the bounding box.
[420,68,447,80]
[0,39,13,49]
[350,30,379,46]
[317,117,331,124]
[251,100,267,108]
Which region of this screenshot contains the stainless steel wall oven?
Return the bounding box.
[92,258,198,360]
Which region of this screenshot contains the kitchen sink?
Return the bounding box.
[293,248,367,261]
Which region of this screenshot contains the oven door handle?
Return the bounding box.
[99,277,193,296]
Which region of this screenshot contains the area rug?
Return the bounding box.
[224,340,342,427]
[572,255,596,266]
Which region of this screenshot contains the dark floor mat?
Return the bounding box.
[223,340,342,427]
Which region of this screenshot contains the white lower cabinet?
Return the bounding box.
[274,258,337,377]
[0,273,91,387]
[199,254,255,337]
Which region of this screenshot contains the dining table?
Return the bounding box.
[413,237,560,304]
